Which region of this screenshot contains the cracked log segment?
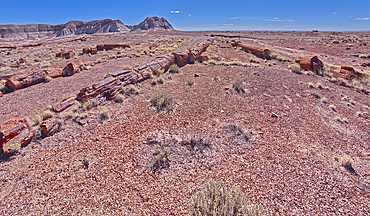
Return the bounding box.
[77,40,209,102]
[5,68,46,91]
[298,56,324,74]
[40,118,62,137]
[229,40,270,59]
[329,65,368,80]
[0,118,34,155]
[173,40,210,66]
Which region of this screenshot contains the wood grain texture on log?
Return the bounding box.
[0,118,34,155]
[109,69,133,77]
[300,56,323,73]
[52,97,79,113]
[40,118,62,137]
[62,62,80,77]
[173,52,190,66]
[5,69,46,91]
[44,68,63,78]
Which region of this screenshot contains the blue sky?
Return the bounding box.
[1,0,369,31]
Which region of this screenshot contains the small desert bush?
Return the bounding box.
[150,92,177,112]
[168,64,180,73]
[150,145,170,173]
[188,80,195,86]
[290,65,302,74]
[62,94,76,101]
[192,181,265,216]
[65,110,74,119]
[41,110,54,120]
[122,84,140,95]
[232,80,245,93]
[310,91,322,99]
[249,58,260,63]
[81,99,99,111]
[224,124,252,143]
[334,154,356,174]
[329,104,337,111]
[114,93,125,103]
[98,107,110,121]
[308,82,315,88]
[44,75,53,83]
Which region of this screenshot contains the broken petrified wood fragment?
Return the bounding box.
[82,47,90,54]
[299,56,324,74]
[173,52,190,66]
[44,68,63,78]
[102,44,131,50]
[77,76,122,102]
[0,118,34,155]
[40,118,62,137]
[62,63,80,77]
[195,55,209,62]
[52,97,79,112]
[189,40,210,58]
[5,69,46,90]
[329,65,367,80]
[90,47,98,55]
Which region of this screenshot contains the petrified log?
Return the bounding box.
[299,56,323,73]
[96,44,103,51]
[239,44,270,59]
[109,69,133,77]
[329,65,367,80]
[77,76,122,102]
[102,44,131,51]
[62,63,80,77]
[90,47,98,55]
[195,55,209,62]
[5,69,46,90]
[52,97,78,113]
[40,118,62,137]
[83,47,90,54]
[0,118,34,155]
[146,61,163,74]
[173,52,190,66]
[62,51,75,59]
[44,68,63,78]
[189,41,210,58]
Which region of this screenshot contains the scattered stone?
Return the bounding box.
[271,112,279,118]
[0,118,34,155]
[298,56,323,74]
[62,63,80,77]
[40,118,62,137]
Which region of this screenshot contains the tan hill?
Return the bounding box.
[130,16,174,32]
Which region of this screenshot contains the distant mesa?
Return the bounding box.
[0,17,174,39]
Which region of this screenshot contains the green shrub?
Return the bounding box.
[192,181,265,216]
[150,92,177,112]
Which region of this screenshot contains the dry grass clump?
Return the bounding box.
[249,58,260,63]
[114,93,125,103]
[223,124,252,144]
[150,91,177,112]
[188,80,195,86]
[81,99,99,111]
[41,110,54,120]
[232,80,246,93]
[310,91,322,99]
[168,64,180,73]
[308,82,315,88]
[122,84,140,95]
[290,65,302,74]
[334,154,356,174]
[62,94,76,101]
[98,107,110,121]
[191,181,265,216]
[150,145,170,173]
[329,104,336,111]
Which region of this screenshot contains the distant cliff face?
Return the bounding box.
[130,17,175,32]
[0,17,173,39]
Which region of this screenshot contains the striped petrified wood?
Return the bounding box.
[77,40,210,102]
[229,40,270,59]
[0,118,34,154]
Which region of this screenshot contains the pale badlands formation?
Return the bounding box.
[0,16,174,40]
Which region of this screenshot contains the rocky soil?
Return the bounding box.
[0,30,369,215]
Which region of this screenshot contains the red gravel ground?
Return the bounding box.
[0,31,369,215]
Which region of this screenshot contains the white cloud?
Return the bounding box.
[223,24,234,26]
[274,17,280,19]
[333,12,336,15]
[227,17,240,20]
[356,18,370,20]
[171,11,180,14]
[188,14,192,16]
